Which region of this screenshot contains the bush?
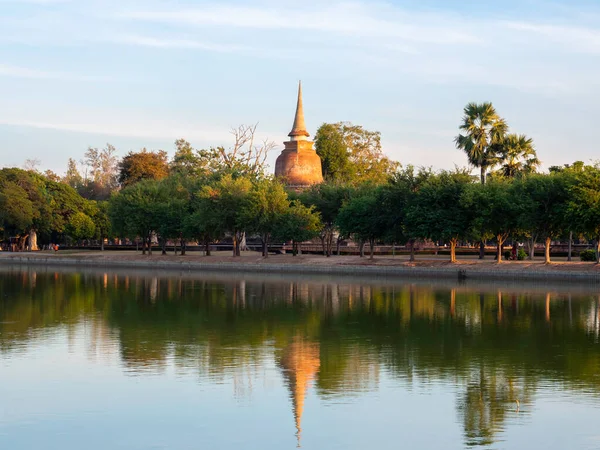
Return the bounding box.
[580,249,596,262]
[517,248,527,260]
[503,250,511,260]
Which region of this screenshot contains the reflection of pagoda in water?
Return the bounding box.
[278,336,320,448]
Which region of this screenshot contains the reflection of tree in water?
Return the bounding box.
[457,365,532,447]
[3,269,600,447]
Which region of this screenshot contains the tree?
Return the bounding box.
[109,180,167,255]
[336,188,386,259]
[82,144,119,199]
[196,124,277,178]
[242,179,290,258]
[64,158,84,190]
[65,211,96,243]
[455,102,508,185]
[118,149,169,187]
[407,171,474,263]
[197,174,253,256]
[314,122,398,185]
[463,180,523,263]
[569,165,600,263]
[299,183,352,257]
[496,134,540,178]
[154,177,191,255]
[93,201,112,251]
[515,173,573,263]
[379,166,433,261]
[273,201,322,256]
[169,139,208,178]
[314,123,349,183]
[0,181,34,241]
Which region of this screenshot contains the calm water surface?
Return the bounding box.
[1,267,599,449]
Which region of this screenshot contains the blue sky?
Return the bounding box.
[1,0,600,175]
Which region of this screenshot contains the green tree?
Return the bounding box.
[109,180,167,255]
[463,180,523,263]
[65,211,96,243]
[569,165,600,262]
[197,174,253,256]
[242,179,290,258]
[496,134,539,178]
[455,102,508,185]
[118,149,169,187]
[169,139,207,178]
[407,171,474,263]
[314,122,398,185]
[0,181,34,240]
[516,173,573,263]
[273,200,322,256]
[336,188,386,259]
[299,183,352,256]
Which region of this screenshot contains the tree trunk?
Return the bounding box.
[292,241,298,256]
[567,231,573,262]
[161,239,167,255]
[480,166,486,185]
[359,241,365,258]
[496,237,503,263]
[147,236,152,256]
[544,237,551,264]
[450,239,457,263]
[180,238,186,256]
[320,235,326,256]
[100,236,105,251]
[326,229,334,257]
[596,236,600,264]
[527,237,536,260]
[409,239,415,262]
[262,235,268,258]
[27,230,38,251]
[239,233,248,252]
[479,240,485,260]
[233,232,238,257]
[369,238,375,260]
[336,235,342,256]
[141,238,146,255]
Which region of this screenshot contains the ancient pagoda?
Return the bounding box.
[274,82,323,188]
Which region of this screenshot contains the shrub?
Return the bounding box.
[503,250,511,260]
[580,249,596,262]
[517,248,527,260]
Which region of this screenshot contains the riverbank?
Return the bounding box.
[2,250,600,283]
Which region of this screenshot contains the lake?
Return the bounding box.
[0,266,599,449]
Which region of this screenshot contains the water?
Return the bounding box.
[0,266,599,450]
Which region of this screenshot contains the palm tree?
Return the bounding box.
[497,134,540,178]
[455,102,508,185]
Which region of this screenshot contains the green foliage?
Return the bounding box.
[455,102,508,184]
[65,211,96,242]
[579,249,596,262]
[407,170,475,260]
[517,248,527,260]
[314,122,398,185]
[0,181,34,237]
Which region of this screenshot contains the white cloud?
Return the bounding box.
[504,21,600,53]
[112,34,253,53]
[118,2,481,45]
[0,64,113,82]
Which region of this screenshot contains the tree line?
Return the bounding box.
[3,102,600,262]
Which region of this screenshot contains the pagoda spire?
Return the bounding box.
[288,81,310,141]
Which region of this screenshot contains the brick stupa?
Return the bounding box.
[274,82,323,188]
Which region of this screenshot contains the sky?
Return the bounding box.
[1,0,600,176]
